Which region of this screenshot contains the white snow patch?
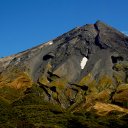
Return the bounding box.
[48,41,53,45]
[39,41,53,49]
[80,57,88,69]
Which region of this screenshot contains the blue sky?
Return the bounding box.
[0,0,128,57]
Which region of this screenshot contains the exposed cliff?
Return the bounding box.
[0,21,128,127]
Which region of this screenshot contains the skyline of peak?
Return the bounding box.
[0,0,128,57]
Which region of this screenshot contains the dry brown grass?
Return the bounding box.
[0,72,32,90]
[93,102,128,116]
[113,84,128,102]
[10,72,32,89]
[95,89,111,102]
[79,73,93,86]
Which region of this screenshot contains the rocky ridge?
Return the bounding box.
[0,21,128,127]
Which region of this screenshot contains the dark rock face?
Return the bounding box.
[0,21,128,112]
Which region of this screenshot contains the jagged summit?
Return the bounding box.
[0,21,128,127]
[0,20,128,86]
[0,21,128,82]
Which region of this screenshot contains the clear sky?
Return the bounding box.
[0,0,128,57]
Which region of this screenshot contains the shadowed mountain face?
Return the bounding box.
[0,21,128,127]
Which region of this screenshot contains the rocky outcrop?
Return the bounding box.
[0,21,128,127]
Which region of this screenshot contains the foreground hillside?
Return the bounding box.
[0,21,128,127]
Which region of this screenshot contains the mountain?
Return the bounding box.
[0,21,128,128]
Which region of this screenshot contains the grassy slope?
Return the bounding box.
[0,87,128,128]
[0,64,128,127]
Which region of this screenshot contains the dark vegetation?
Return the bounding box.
[0,101,128,128]
[0,84,128,128]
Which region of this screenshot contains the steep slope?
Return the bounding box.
[0,21,128,127]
